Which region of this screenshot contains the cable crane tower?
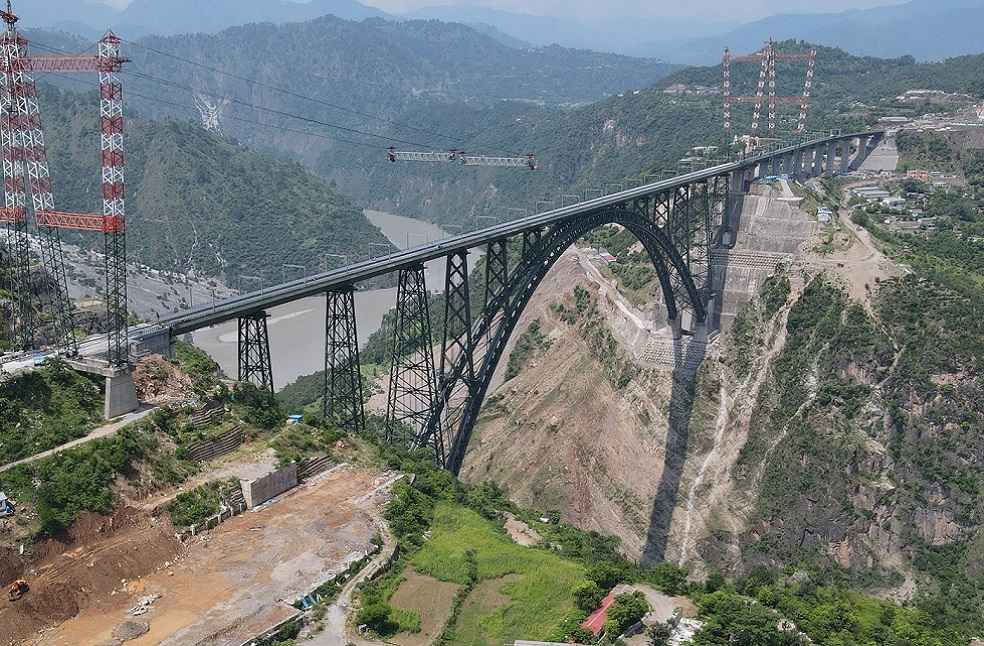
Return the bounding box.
[194,94,229,134]
[0,0,129,363]
[722,39,817,134]
[387,148,537,170]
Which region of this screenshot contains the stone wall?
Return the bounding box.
[241,464,298,509]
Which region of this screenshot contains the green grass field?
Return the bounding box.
[410,502,588,644]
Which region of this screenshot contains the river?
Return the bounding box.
[189,210,456,391]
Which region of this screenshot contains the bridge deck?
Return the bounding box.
[135,130,881,339]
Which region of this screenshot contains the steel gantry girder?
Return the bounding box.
[238,311,273,393]
[324,287,365,435]
[385,266,438,451]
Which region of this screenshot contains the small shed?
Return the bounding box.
[0,492,15,517]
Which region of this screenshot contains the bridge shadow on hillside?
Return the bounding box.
[641,252,730,565]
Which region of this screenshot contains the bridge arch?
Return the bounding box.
[443,204,706,472]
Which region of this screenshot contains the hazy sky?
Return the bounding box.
[359,0,906,20]
[98,0,908,21]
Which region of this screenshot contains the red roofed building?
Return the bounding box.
[581,591,616,636]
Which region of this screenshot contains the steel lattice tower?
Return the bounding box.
[99,34,128,365]
[385,266,437,449]
[238,311,273,392]
[0,1,128,361]
[722,40,817,134]
[324,288,364,435]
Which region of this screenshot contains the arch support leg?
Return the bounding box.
[238,311,273,393]
[385,266,437,449]
[325,287,365,434]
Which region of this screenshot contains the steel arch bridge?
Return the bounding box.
[128,129,883,472]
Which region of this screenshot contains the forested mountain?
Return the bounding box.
[20,0,388,39]
[100,13,981,235]
[126,16,673,110]
[39,85,392,285]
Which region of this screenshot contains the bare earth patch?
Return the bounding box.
[503,512,542,547]
[25,465,384,646]
[450,575,521,645]
[389,568,461,646]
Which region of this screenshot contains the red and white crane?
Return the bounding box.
[0,0,129,362]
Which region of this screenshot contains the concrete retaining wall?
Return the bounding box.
[184,427,244,462]
[241,464,298,509]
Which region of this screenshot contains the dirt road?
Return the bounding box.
[0,405,157,475]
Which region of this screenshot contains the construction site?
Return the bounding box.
[1,453,395,646]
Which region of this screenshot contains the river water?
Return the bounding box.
[189,210,454,391]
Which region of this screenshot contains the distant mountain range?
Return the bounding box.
[20,0,386,39]
[19,0,984,64]
[654,0,984,64]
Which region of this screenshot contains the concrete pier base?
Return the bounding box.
[669,316,683,340]
[132,327,174,360]
[105,369,139,420]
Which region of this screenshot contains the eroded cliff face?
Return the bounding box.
[461,183,984,600]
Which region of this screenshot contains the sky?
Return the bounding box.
[96,0,909,21]
[358,0,906,20]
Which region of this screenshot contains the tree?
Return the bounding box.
[648,619,675,646]
[604,591,650,637]
[233,383,283,430]
[574,581,605,613]
[587,561,628,591]
[356,601,395,635]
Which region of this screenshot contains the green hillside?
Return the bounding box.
[39,84,393,284]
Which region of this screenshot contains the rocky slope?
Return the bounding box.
[461,166,984,624]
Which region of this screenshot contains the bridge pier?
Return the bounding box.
[808,147,821,177]
[839,139,853,174]
[783,152,796,177]
[850,135,871,170]
[105,368,139,419]
[324,287,364,434]
[238,311,274,393]
[824,141,836,177]
[130,326,174,360]
[669,316,683,340]
[385,265,437,448]
[67,358,140,419]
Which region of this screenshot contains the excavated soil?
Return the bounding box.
[26,465,384,646]
[131,355,194,405]
[1,508,181,646]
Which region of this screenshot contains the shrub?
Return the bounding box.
[233,383,283,430]
[574,581,605,613]
[604,591,649,637]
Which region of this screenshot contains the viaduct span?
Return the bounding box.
[131,130,882,473]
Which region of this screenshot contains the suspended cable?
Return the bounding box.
[121,38,467,145]
[38,69,385,151]
[32,37,526,157]
[125,68,445,149]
